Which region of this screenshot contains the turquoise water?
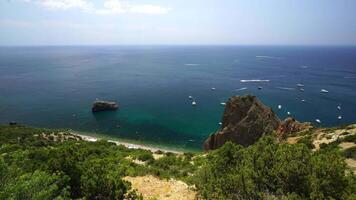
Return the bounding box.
[1,46,356,150]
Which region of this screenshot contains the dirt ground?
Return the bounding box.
[124,176,197,200]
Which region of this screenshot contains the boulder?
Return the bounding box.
[92,101,119,112]
[204,95,281,150]
[276,117,312,139]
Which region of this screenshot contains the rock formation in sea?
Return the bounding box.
[92,101,119,112]
[204,95,281,150]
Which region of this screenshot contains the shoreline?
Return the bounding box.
[70,131,185,154]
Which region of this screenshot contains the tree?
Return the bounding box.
[0,169,69,200]
[195,136,355,200]
[80,158,135,200]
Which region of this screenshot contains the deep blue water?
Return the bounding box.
[0,46,355,150]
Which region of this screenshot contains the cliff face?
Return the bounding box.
[276,117,312,139]
[204,95,281,150]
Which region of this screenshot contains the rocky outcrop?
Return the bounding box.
[9,121,17,126]
[204,95,281,150]
[276,117,312,139]
[92,101,119,112]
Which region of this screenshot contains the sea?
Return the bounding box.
[0,46,355,151]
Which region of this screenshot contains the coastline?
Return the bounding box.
[70,131,185,154]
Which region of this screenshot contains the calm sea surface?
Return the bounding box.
[1,46,355,150]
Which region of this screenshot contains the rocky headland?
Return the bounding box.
[204,95,311,150]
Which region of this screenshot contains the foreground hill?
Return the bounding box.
[0,124,355,200]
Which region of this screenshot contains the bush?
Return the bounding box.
[149,154,196,181]
[343,147,356,159]
[297,135,314,149]
[131,150,154,162]
[342,135,356,143]
[80,158,133,200]
[0,169,69,200]
[195,136,355,200]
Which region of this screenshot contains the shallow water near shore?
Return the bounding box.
[1,46,356,150]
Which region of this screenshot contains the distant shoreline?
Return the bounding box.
[70,131,185,154]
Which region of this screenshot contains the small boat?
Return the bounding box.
[321,89,329,93]
[315,119,321,124]
[337,105,341,110]
[338,116,342,120]
[211,87,216,90]
[192,101,197,106]
[188,96,193,99]
[300,88,305,91]
[278,105,282,109]
[301,99,306,102]
[287,111,291,115]
[297,83,304,87]
[258,86,263,90]
[220,102,226,106]
[218,122,222,125]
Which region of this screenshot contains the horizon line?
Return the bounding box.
[1,44,356,47]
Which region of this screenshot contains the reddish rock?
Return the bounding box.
[204,95,281,150]
[276,117,312,139]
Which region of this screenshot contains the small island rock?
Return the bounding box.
[92,101,119,112]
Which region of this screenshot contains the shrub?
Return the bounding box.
[131,150,154,162]
[195,136,355,200]
[343,147,356,159]
[297,135,314,149]
[342,135,356,143]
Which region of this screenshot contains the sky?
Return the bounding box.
[1,0,356,46]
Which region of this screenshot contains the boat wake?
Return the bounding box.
[276,87,295,91]
[184,63,200,66]
[234,87,248,91]
[240,79,270,83]
[255,56,282,60]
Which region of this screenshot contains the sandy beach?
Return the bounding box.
[72,132,183,154]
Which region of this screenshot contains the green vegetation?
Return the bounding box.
[343,147,356,159]
[195,137,355,200]
[342,134,356,143]
[0,125,198,199]
[297,135,314,149]
[0,125,355,200]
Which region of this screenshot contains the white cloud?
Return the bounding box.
[24,0,94,11]
[22,0,170,15]
[129,4,170,15]
[0,19,116,30]
[94,0,128,15]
